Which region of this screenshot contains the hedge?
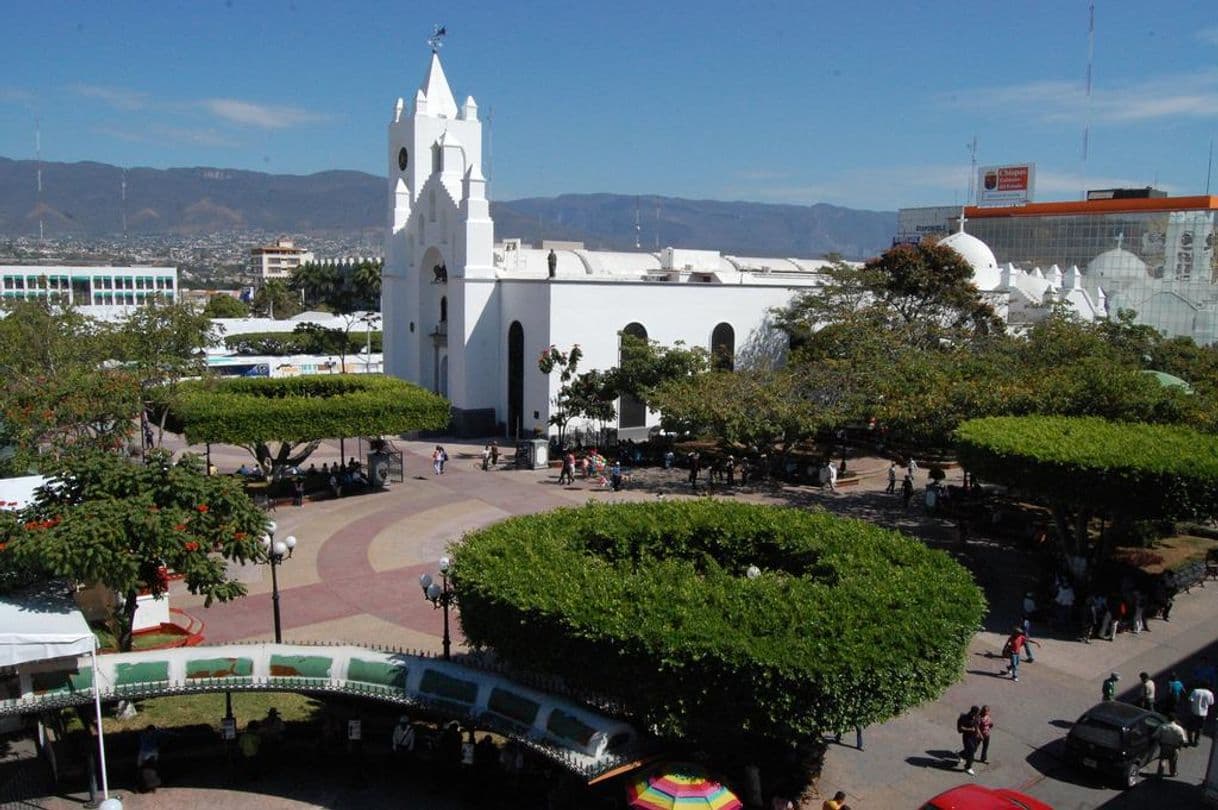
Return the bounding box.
[223,331,383,356]
[451,500,985,745]
[956,416,1218,520]
[157,374,451,445]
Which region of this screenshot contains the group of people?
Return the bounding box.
[685,450,759,489]
[479,441,500,470]
[1100,663,1216,777]
[1030,570,1174,643]
[954,705,996,775]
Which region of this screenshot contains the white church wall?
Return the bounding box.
[499,280,554,435]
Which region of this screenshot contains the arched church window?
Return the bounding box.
[432,143,442,174]
[711,322,735,371]
[440,296,447,323]
[619,322,648,429]
[507,321,524,440]
[429,188,436,222]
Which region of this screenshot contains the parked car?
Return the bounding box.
[922,783,1053,809]
[1063,700,1166,787]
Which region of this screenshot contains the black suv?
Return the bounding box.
[1064,701,1166,788]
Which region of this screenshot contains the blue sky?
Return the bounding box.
[2,0,1216,210]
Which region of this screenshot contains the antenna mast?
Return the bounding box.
[634,196,641,249]
[1206,138,1213,196]
[966,135,978,205]
[654,202,660,251]
[1081,0,1095,199]
[485,106,493,200]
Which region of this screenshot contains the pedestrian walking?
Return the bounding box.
[834,725,863,751]
[956,706,981,775]
[901,474,914,509]
[1155,717,1187,777]
[1102,672,1120,702]
[906,457,918,481]
[391,715,416,765]
[824,460,837,493]
[1002,627,1027,682]
[688,451,701,488]
[977,706,994,763]
[1138,672,1157,710]
[1187,685,1214,746]
[481,444,491,471]
[432,446,444,475]
[489,441,499,467]
[1166,671,1186,714]
[1020,615,1039,662]
[885,462,897,494]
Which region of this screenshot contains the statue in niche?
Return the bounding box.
[433,264,448,283]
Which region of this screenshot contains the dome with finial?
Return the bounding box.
[939,225,1001,291]
[1087,235,1149,288]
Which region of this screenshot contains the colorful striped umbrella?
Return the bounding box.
[627,764,743,810]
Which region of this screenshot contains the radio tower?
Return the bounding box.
[35,118,44,241]
[121,168,128,240]
[966,135,978,205]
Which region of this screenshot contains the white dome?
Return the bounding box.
[939,231,1001,291]
[1086,248,1149,288]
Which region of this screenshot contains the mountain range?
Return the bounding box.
[0,157,896,259]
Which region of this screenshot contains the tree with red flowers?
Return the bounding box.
[2,449,268,651]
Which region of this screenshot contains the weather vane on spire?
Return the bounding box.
[427,25,447,52]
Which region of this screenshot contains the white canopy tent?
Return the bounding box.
[0,585,120,809]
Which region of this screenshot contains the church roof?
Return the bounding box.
[1086,247,1149,286]
[939,230,1001,291]
[419,52,458,119]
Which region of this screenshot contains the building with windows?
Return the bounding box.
[249,238,314,281]
[898,195,1218,344]
[381,53,1101,439]
[0,265,177,308]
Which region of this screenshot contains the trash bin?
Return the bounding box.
[516,439,549,470]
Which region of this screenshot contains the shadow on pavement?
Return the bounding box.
[905,754,960,770]
[1098,777,1207,808]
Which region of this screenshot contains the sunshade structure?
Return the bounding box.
[1141,369,1194,394]
[0,584,120,808]
[627,763,743,810]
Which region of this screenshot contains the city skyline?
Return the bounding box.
[1,0,1217,210]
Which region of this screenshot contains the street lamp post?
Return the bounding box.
[360,313,381,373]
[419,556,455,660]
[261,521,297,643]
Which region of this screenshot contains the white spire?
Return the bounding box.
[418,51,458,119]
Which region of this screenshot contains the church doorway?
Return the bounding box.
[618,322,648,429]
[507,321,524,439]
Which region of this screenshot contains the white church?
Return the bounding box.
[381,52,1103,439]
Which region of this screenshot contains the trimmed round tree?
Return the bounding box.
[157,374,451,475]
[956,415,1218,560]
[451,500,984,751]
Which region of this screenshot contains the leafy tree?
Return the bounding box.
[651,370,825,458]
[111,300,219,448]
[201,294,249,319]
[291,259,382,370]
[453,501,985,757]
[157,375,451,477]
[0,299,138,471]
[774,244,1004,352]
[605,334,709,404]
[538,344,589,445]
[250,280,301,320]
[2,450,267,651]
[222,330,383,357]
[956,416,1218,570]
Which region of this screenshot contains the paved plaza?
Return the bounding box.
[35,437,1218,808]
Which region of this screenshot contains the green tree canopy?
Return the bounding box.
[291,260,382,368]
[249,280,302,320]
[2,450,268,650]
[453,501,985,754]
[156,374,450,475]
[202,294,250,319]
[0,299,138,472]
[956,415,1218,565]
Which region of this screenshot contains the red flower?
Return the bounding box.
[184,541,200,552]
[234,531,247,541]
[0,543,7,552]
[196,504,209,513]
[174,523,188,532]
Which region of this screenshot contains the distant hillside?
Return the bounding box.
[0,157,895,259]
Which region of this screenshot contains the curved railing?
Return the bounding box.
[1,642,646,778]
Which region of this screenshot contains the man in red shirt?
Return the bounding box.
[1002,627,1027,682]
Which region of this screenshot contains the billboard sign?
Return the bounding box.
[977,164,1035,207]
